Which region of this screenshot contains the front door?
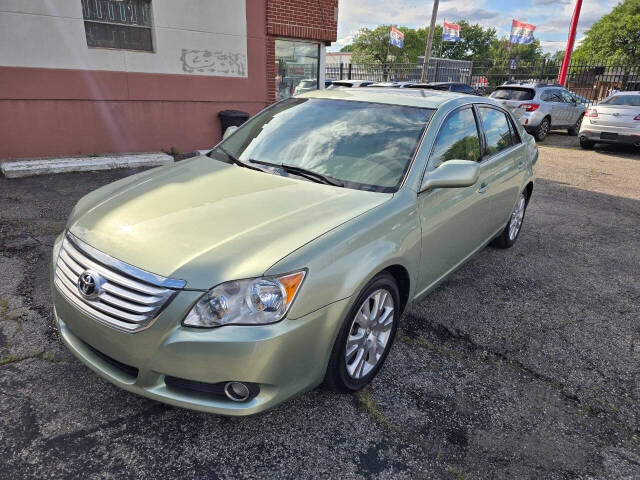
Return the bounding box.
[548,88,568,126]
[416,107,494,295]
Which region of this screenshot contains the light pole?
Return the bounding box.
[420,0,440,83]
[558,0,583,86]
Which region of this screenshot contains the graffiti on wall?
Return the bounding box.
[180,49,247,76]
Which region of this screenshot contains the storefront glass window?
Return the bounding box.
[275,40,320,101]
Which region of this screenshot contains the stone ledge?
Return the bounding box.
[1,153,174,179]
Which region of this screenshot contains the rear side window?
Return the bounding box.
[601,95,640,106]
[477,107,515,156]
[490,88,535,101]
[430,108,481,167]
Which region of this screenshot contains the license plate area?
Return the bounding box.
[600,132,618,140]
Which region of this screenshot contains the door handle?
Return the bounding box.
[517,159,526,170]
[478,183,488,194]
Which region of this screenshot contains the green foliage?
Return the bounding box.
[347,22,498,64]
[487,37,544,65]
[572,0,640,63]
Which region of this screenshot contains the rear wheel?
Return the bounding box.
[491,191,527,249]
[580,137,595,149]
[324,273,400,393]
[534,117,550,141]
[568,114,584,136]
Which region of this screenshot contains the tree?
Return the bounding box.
[487,37,545,66]
[572,0,640,63]
[345,23,497,64]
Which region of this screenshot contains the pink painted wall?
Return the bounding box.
[0,0,268,159]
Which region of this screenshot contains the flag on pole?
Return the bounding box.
[509,19,536,44]
[389,26,404,48]
[442,21,460,42]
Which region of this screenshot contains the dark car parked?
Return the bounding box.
[408,82,481,96]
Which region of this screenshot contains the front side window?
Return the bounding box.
[275,40,319,101]
[81,0,153,52]
[478,107,515,156]
[212,98,434,192]
[430,108,481,168]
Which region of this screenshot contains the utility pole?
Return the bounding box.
[420,0,440,83]
[558,0,583,86]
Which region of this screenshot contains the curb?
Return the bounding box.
[1,153,174,179]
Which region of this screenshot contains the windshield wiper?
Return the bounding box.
[210,146,265,172]
[250,159,344,187]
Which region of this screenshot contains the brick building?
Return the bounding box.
[0,0,339,159]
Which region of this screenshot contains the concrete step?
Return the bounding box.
[1,153,173,178]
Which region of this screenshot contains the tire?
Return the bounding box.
[580,137,595,149]
[324,272,400,393]
[568,114,584,136]
[534,117,550,141]
[491,191,528,249]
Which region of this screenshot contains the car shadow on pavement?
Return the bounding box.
[0,171,639,479]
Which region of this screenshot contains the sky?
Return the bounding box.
[328,0,619,54]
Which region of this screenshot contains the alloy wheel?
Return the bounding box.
[508,193,526,241]
[345,289,394,379]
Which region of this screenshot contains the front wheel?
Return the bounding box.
[324,273,400,393]
[568,114,584,136]
[491,191,528,249]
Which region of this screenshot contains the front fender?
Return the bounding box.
[265,189,420,320]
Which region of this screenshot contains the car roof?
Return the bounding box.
[299,87,490,109]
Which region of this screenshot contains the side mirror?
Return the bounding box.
[222,125,239,140]
[420,160,480,192]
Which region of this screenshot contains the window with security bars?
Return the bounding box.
[81,0,153,52]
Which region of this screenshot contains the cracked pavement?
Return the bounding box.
[1,139,639,479]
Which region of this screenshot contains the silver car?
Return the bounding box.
[490,84,586,141]
[579,92,640,149]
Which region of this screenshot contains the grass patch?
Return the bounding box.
[0,297,8,318]
[355,389,403,434]
[396,329,458,357]
[0,354,28,366]
[447,465,465,480]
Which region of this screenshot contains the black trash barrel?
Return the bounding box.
[218,110,249,134]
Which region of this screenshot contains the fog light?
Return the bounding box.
[224,381,251,402]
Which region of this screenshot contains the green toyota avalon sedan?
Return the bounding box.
[52,88,538,415]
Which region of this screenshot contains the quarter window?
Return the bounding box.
[430,108,481,167]
[478,107,515,156]
[81,0,153,52]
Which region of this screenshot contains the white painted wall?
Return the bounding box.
[0,0,248,77]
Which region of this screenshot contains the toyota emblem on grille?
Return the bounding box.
[77,271,103,299]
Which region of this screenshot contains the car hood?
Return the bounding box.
[69,156,391,289]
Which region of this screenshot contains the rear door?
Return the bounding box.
[475,105,526,233]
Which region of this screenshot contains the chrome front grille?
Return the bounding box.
[54,233,185,333]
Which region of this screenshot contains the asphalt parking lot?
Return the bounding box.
[1,137,639,479]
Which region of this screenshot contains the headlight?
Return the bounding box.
[182,271,306,328]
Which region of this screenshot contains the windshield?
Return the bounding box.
[211,98,434,192]
[600,95,640,106]
[490,88,535,101]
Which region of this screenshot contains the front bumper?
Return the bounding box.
[51,235,350,416]
[54,290,349,415]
